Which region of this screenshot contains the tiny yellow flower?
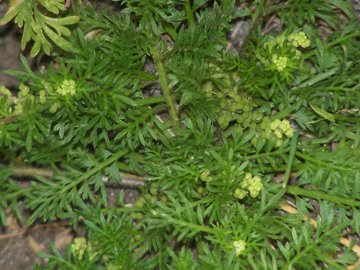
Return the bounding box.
[49,102,61,113]
[57,79,77,96]
[39,90,46,104]
[0,85,12,96]
[71,237,87,260]
[274,129,283,139]
[19,84,30,98]
[270,119,281,130]
[234,188,247,200]
[248,175,263,198]
[237,173,263,199]
[233,240,246,256]
[285,128,294,138]
[288,31,310,48]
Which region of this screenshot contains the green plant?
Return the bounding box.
[0,0,79,56]
[1,0,360,269]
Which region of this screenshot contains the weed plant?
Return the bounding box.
[0,0,360,269]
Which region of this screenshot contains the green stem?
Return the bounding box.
[282,132,299,188]
[326,31,360,49]
[282,233,321,270]
[166,216,214,234]
[5,188,31,200]
[295,152,353,172]
[12,166,53,178]
[286,185,360,207]
[135,95,165,106]
[150,46,180,130]
[297,86,359,93]
[304,31,360,59]
[60,149,128,194]
[185,0,195,26]
[242,149,286,160]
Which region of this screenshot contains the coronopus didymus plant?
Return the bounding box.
[1,0,360,269]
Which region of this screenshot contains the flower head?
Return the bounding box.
[0,85,12,97]
[71,237,87,260]
[57,79,77,96]
[233,240,246,256]
[39,90,47,104]
[241,173,263,198]
[288,32,310,48]
[271,54,288,72]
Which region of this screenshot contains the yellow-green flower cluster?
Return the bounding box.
[71,237,97,261]
[269,119,294,138]
[256,117,294,147]
[49,102,61,113]
[0,85,12,97]
[200,169,212,182]
[234,172,263,199]
[71,237,87,260]
[271,54,288,72]
[39,90,47,104]
[288,31,310,48]
[0,85,14,114]
[18,84,29,98]
[57,79,76,96]
[259,30,311,77]
[13,84,35,114]
[233,239,246,256]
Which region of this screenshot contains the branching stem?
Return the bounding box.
[286,185,360,207]
[9,162,144,187]
[295,152,353,172]
[12,166,53,178]
[150,46,180,130]
[304,31,360,59]
[135,95,165,106]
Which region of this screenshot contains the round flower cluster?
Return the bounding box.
[0,85,14,114]
[252,117,295,147]
[13,84,35,114]
[262,117,294,139]
[270,118,294,138]
[233,239,246,256]
[39,90,46,104]
[49,102,61,113]
[71,237,97,261]
[234,172,263,199]
[258,30,311,79]
[271,54,288,72]
[0,85,12,97]
[71,237,88,260]
[57,79,77,96]
[200,169,212,182]
[288,31,311,48]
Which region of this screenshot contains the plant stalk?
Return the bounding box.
[10,163,145,187]
[282,132,299,188]
[150,46,180,130]
[12,166,54,178]
[286,185,360,207]
[185,0,195,26]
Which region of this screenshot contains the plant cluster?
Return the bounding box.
[1,0,360,269]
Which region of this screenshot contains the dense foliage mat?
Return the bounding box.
[1,0,360,269]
